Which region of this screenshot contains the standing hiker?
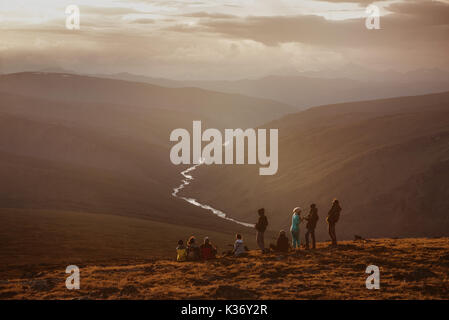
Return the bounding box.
[305,203,319,249]
[290,207,302,249]
[326,199,341,247]
[255,208,268,253]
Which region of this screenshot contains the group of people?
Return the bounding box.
[176,233,249,261]
[176,236,218,262]
[255,199,342,253]
[176,199,342,261]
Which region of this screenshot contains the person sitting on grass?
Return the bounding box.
[176,240,187,262]
[269,230,290,253]
[233,234,247,257]
[200,237,217,260]
[187,236,200,261]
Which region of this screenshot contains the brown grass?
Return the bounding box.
[0,208,256,269]
[1,237,448,300]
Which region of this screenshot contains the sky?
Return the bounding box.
[0,0,448,79]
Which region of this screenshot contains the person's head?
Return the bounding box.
[333,199,339,205]
[293,207,302,215]
[178,240,183,246]
[311,203,316,209]
[279,230,286,237]
[204,237,210,245]
[236,233,242,240]
[188,236,195,245]
[258,208,265,216]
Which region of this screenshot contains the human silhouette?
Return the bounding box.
[326,199,341,247]
[305,203,319,249]
[255,208,268,253]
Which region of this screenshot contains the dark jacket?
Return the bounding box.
[327,203,341,224]
[306,207,319,230]
[276,234,290,252]
[256,215,268,232]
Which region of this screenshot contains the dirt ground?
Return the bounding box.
[1,237,449,300]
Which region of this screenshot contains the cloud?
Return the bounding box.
[80,5,150,15]
[387,0,449,25]
[131,18,155,24]
[172,0,449,49]
[179,12,237,19]
[312,0,375,3]
[1,0,448,78]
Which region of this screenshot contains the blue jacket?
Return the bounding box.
[290,213,300,232]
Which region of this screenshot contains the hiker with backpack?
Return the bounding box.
[290,207,302,249]
[255,208,269,253]
[200,237,217,260]
[326,199,342,247]
[305,203,319,249]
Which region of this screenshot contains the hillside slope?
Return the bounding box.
[0,72,293,232]
[101,72,449,109]
[0,72,292,266]
[0,208,257,268]
[1,238,448,300]
[0,72,294,128]
[183,92,449,239]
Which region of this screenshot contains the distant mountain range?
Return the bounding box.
[93,67,449,109]
[5,65,449,110]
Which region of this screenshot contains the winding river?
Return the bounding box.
[172,162,254,228]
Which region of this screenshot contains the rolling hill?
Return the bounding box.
[0,72,294,128]
[182,92,449,240]
[99,72,449,109]
[0,72,291,266]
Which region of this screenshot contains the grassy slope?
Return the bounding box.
[1,237,448,300]
[0,208,256,270]
[185,92,449,239]
[0,73,290,250]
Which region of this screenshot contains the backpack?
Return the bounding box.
[333,210,340,223]
[329,205,341,223]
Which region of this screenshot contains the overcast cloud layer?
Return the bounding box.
[0,0,448,79]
